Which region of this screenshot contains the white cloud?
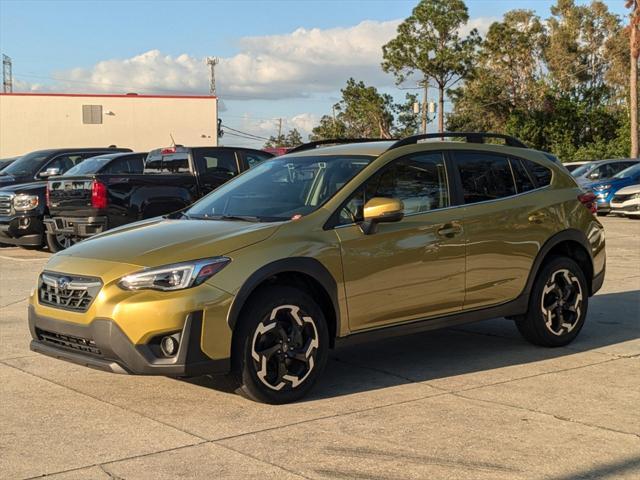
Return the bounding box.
[26,17,496,101]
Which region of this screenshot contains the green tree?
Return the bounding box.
[448,0,631,161]
[310,78,395,140]
[382,0,480,132]
[393,93,422,137]
[264,128,304,148]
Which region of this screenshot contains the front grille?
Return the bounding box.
[0,193,12,216]
[612,193,633,203]
[36,328,101,355]
[38,272,102,312]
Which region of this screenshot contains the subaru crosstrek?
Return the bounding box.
[28,133,606,404]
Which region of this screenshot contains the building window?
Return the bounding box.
[82,105,103,124]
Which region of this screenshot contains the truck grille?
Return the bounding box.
[0,193,12,216]
[36,328,101,355]
[38,272,102,312]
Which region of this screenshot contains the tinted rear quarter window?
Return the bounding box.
[455,152,516,204]
[510,158,536,193]
[526,159,552,187]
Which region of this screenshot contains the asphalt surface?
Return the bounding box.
[0,216,638,480]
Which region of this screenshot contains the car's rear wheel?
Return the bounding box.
[234,285,329,404]
[516,256,588,347]
[46,233,76,253]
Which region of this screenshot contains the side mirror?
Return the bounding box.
[39,167,61,178]
[360,197,404,235]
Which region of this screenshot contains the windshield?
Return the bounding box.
[1,151,50,177]
[186,155,374,221]
[571,163,596,177]
[64,155,112,176]
[613,163,640,179]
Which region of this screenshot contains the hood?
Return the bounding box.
[614,184,640,195]
[0,174,17,186]
[0,181,46,194]
[57,217,282,267]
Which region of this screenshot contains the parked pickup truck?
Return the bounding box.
[45,145,274,251]
[0,147,131,248]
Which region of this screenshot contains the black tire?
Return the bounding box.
[46,233,75,253]
[233,285,329,404]
[516,256,589,347]
[596,211,607,217]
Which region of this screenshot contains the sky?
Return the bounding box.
[0,0,630,147]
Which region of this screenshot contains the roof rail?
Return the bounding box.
[387,132,527,151]
[288,138,396,154]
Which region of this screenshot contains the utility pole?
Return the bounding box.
[628,0,639,158]
[420,79,428,134]
[331,105,337,138]
[2,54,12,93]
[277,118,283,138]
[206,57,219,96]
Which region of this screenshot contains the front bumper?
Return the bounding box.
[610,200,640,216]
[44,216,108,238]
[0,214,44,246]
[28,306,230,376]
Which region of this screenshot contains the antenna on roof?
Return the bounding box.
[169,133,176,147]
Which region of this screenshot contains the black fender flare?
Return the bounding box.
[226,257,341,336]
[521,228,594,299]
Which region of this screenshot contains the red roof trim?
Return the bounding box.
[0,92,216,99]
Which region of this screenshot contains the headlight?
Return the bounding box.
[13,194,39,211]
[594,184,611,191]
[118,257,230,291]
[632,193,640,200]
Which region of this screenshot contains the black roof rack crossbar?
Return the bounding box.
[288,138,396,154]
[387,132,527,151]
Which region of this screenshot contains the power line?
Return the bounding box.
[220,124,270,141]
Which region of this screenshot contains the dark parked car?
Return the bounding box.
[0,148,131,249]
[571,158,639,186]
[45,145,273,251]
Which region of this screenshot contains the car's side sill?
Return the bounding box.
[335,296,528,348]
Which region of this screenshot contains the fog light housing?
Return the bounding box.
[160,335,179,357]
[19,217,31,229]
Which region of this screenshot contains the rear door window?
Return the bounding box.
[194,149,239,178]
[454,152,516,204]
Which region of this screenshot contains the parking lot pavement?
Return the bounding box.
[1,216,638,480]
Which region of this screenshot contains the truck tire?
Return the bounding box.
[46,233,75,253]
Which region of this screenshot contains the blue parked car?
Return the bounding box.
[588,163,640,216]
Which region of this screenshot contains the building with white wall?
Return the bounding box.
[0,93,218,157]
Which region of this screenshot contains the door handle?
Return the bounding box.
[437,222,463,238]
[528,212,546,224]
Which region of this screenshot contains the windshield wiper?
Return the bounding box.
[194,214,262,222]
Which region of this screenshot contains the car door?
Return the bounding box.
[334,151,466,332]
[193,148,241,195]
[453,151,553,309]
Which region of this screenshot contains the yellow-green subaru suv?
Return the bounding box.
[29,133,605,403]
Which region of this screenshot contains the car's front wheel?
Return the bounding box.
[516,256,588,347]
[234,286,329,404]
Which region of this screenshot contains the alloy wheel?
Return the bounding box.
[540,269,583,336]
[251,304,319,391]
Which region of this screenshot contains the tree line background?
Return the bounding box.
[266,0,639,162]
